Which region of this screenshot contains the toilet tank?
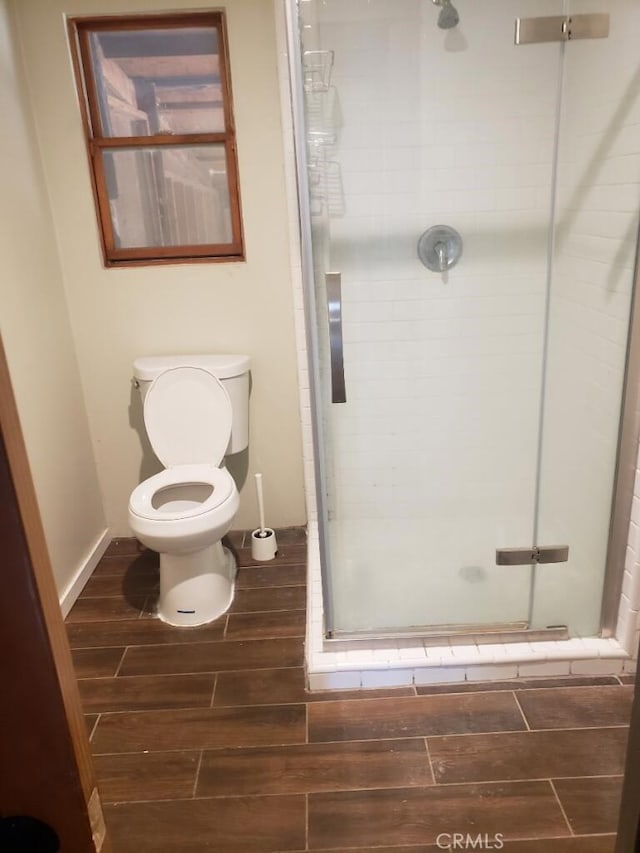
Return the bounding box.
[133,354,250,454]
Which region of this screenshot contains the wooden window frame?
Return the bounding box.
[67,12,244,267]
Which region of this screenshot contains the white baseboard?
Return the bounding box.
[59,528,111,618]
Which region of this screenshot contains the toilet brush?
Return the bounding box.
[251,473,277,561]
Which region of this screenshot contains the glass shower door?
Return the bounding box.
[298,0,639,638]
[531,0,640,636]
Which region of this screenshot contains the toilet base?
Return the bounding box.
[157,541,237,627]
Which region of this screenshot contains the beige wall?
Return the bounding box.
[0,0,107,594]
[12,0,306,535]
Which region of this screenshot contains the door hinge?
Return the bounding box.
[515,14,609,45]
[496,545,570,566]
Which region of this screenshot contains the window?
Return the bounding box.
[68,12,244,266]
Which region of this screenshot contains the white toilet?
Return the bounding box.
[128,354,250,627]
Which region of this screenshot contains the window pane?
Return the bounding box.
[89,27,225,136]
[103,145,232,248]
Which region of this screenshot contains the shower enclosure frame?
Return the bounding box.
[282,0,640,646]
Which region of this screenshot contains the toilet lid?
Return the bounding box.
[144,367,232,468]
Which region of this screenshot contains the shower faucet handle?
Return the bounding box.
[417,225,463,274]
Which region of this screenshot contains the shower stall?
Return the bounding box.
[285,0,640,646]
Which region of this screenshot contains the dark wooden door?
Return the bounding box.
[0,336,110,852]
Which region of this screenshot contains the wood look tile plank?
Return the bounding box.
[92,704,306,753]
[104,538,148,557]
[78,673,215,713]
[416,675,621,695]
[471,840,616,853]
[80,571,159,599]
[225,609,306,640]
[66,595,147,623]
[231,585,306,613]
[308,691,526,742]
[236,564,306,588]
[235,542,307,568]
[119,636,303,676]
[308,781,568,849]
[213,666,415,707]
[104,795,306,852]
[85,715,99,738]
[429,727,629,784]
[92,553,158,577]
[66,616,226,649]
[70,647,125,678]
[299,840,615,853]
[224,530,246,548]
[553,776,624,835]
[197,739,433,797]
[517,685,634,729]
[95,751,200,803]
[230,527,305,549]
[270,526,307,543]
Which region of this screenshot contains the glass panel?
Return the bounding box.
[103,144,232,248]
[301,0,566,634]
[532,0,640,636]
[89,27,224,136]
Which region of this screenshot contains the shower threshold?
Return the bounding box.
[306,523,629,690]
[326,623,569,648]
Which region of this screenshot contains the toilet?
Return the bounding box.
[128,354,250,626]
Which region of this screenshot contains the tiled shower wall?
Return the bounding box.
[534,0,640,636]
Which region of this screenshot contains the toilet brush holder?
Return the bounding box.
[251,528,278,562]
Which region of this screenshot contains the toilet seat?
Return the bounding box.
[129,464,235,522]
[144,366,232,467]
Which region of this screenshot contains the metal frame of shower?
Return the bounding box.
[283,0,640,643]
[284,0,337,634]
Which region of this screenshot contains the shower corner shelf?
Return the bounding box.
[308,157,345,218]
[303,49,335,93]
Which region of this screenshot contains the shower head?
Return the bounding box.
[433,0,460,29]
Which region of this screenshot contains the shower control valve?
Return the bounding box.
[417,225,463,273]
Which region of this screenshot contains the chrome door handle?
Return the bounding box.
[326,272,346,403]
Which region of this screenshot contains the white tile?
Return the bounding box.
[617,602,638,654]
[397,644,429,663]
[474,643,509,662]
[628,559,640,613]
[345,648,376,664]
[556,641,594,661]
[570,658,624,676]
[627,520,640,558]
[465,664,519,682]
[518,661,571,678]
[528,641,563,656]
[599,638,628,657]
[413,666,466,686]
[370,647,402,664]
[425,646,455,664]
[502,642,538,659]
[307,630,323,655]
[308,671,362,691]
[450,645,482,664]
[361,668,414,688]
[622,569,635,601]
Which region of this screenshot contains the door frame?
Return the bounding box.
[0,335,110,851]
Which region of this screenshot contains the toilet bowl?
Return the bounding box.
[128,355,250,626]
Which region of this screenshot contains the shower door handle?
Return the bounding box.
[326,272,346,403]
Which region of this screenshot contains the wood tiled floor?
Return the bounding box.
[66,528,632,852]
